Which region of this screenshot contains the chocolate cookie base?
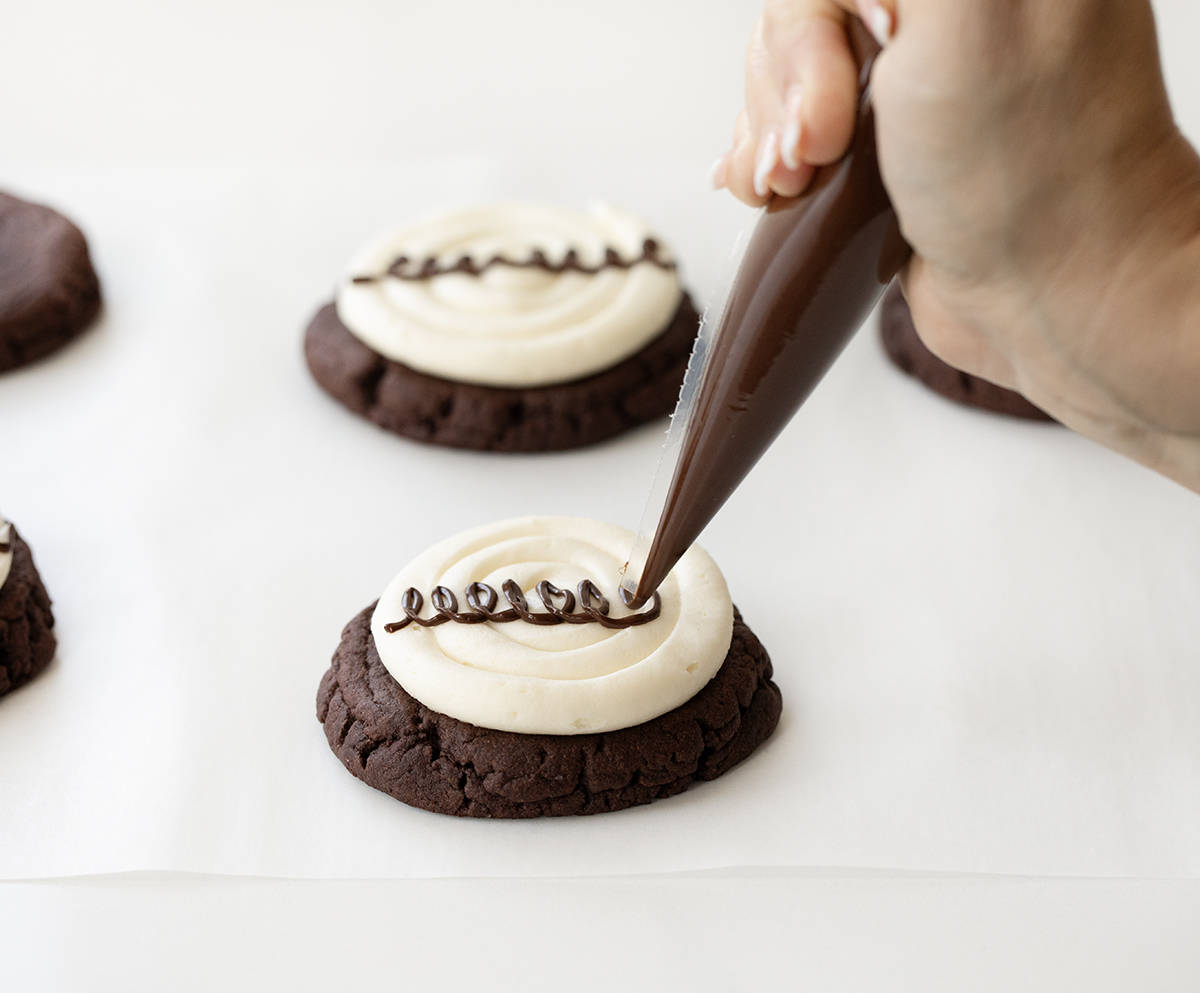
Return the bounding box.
[303,295,699,452]
[316,603,782,818]
[0,527,57,699]
[0,192,101,373]
[879,283,1053,422]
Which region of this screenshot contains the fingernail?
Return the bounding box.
[709,153,730,190]
[863,1,894,46]
[781,89,803,170]
[754,132,779,198]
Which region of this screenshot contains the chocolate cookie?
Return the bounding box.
[0,523,57,699]
[0,191,101,373]
[304,294,698,452]
[316,601,781,818]
[879,283,1053,421]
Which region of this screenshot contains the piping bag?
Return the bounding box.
[622,22,912,607]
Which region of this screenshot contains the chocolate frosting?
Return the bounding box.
[627,24,911,607]
[383,580,662,633]
[352,238,675,284]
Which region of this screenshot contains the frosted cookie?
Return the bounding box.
[0,517,56,698]
[879,283,1054,421]
[0,192,101,373]
[304,204,699,451]
[316,516,781,818]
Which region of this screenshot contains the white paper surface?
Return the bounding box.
[8,875,1200,993]
[1,164,1198,880]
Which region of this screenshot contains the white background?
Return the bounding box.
[3,0,1200,988]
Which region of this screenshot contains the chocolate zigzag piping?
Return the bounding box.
[383,579,662,632]
[352,238,676,284]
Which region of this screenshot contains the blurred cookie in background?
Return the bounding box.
[0,191,101,373]
[879,282,1053,422]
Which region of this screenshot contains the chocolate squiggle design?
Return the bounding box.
[352,238,676,285]
[383,579,661,633]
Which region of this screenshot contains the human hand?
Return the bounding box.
[718,0,1200,491]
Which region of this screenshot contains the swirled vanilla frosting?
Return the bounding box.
[336,204,684,387]
[371,516,734,735]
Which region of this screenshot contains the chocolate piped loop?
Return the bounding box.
[465,581,499,615]
[536,581,577,621]
[398,587,426,627]
[577,580,610,618]
[500,579,529,614]
[383,579,662,632]
[430,585,460,619]
[351,237,676,285]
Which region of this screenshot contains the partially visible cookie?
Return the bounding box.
[0,519,56,699]
[0,192,101,373]
[304,203,699,452]
[315,516,782,817]
[879,282,1053,421]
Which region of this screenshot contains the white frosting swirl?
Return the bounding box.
[336,204,684,387]
[371,516,733,735]
[0,517,12,590]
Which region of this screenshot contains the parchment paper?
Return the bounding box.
[1,164,1197,879]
